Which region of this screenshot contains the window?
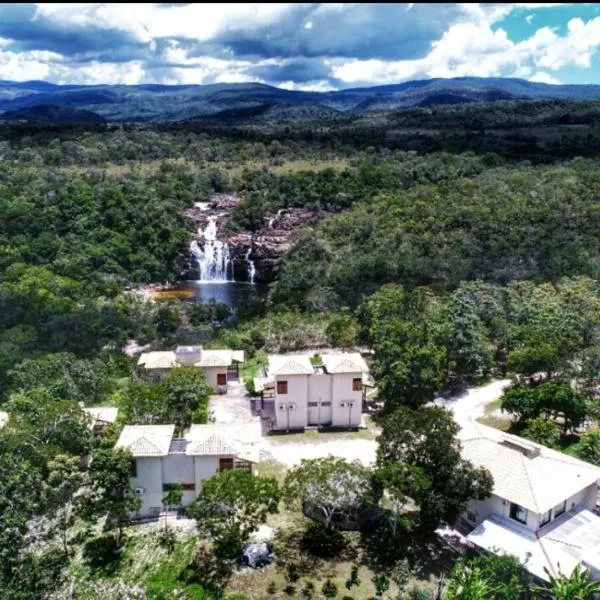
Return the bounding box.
[277,380,288,394]
[219,458,234,471]
[509,502,528,525]
[130,459,137,478]
[162,483,195,492]
[321,402,332,407]
[352,377,362,391]
[540,510,551,527]
[217,373,227,386]
[308,402,318,407]
[554,500,567,518]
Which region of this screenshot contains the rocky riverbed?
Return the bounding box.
[182,193,322,283]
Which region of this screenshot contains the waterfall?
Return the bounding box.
[190,216,232,282]
[245,247,256,284]
[268,208,286,230]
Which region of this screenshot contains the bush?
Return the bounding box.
[301,580,315,599]
[300,521,346,558]
[284,584,296,596]
[322,580,338,598]
[345,564,361,590]
[406,587,434,600]
[82,534,120,570]
[267,581,277,595]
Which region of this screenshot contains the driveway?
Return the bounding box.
[432,379,512,427]
[210,378,511,471]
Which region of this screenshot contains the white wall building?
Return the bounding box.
[256,353,370,431]
[137,345,244,392]
[459,420,600,582]
[115,424,258,516]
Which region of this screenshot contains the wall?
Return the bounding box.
[273,374,309,430]
[307,372,332,425]
[131,457,163,516]
[331,372,363,427]
[194,455,221,490]
[203,366,227,392]
[162,453,196,507]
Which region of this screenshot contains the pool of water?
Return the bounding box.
[150,281,268,310]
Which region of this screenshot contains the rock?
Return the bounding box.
[239,541,274,569]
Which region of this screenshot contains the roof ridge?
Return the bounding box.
[522,454,541,512]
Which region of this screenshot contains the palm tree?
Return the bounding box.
[534,564,600,600]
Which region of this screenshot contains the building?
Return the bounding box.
[137,345,245,392]
[115,424,258,516]
[0,411,7,429]
[459,420,600,582]
[255,352,371,431]
[83,406,119,436]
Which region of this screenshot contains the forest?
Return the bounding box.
[3,98,600,599]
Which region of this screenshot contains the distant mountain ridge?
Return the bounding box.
[1,77,600,123]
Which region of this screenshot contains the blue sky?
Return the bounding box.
[0,3,599,88]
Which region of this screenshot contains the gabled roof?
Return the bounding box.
[459,420,600,513]
[321,353,369,374]
[84,406,119,424]
[195,349,234,368]
[268,354,313,376]
[137,351,176,370]
[185,424,260,462]
[116,425,175,457]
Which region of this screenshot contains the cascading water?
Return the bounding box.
[245,247,256,284]
[268,208,286,230]
[190,215,232,282]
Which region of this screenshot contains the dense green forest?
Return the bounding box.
[3,99,600,599]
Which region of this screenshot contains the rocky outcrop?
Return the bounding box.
[182,194,321,283]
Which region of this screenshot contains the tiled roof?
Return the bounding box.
[195,350,233,367]
[321,353,369,374]
[185,424,260,462]
[268,354,313,376]
[116,424,175,457]
[83,406,119,424]
[137,351,176,370]
[460,421,600,513]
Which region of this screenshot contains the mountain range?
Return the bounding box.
[2,77,600,123]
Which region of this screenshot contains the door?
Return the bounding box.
[307,401,319,425]
[320,401,332,425]
[219,458,234,471]
[217,373,227,386]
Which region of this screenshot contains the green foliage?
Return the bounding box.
[576,428,600,466]
[377,406,493,532]
[322,579,339,599]
[522,416,561,448]
[371,572,390,598]
[345,564,361,590]
[186,469,280,559]
[533,564,600,600]
[300,521,347,558]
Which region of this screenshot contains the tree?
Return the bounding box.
[153,305,180,337]
[186,469,280,558]
[522,416,561,448]
[576,428,600,466]
[377,406,493,531]
[533,564,600,600]
[161,366,211,429]
[283,457,373,527]
[325,308,359,348]
[45,454,84,558]
[79,446,141,547]
[118,380,168,425]
[469,553,530,600]
[501,385,539,423]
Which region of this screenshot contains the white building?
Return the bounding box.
[459,420,600,582]
[255,353,371,430]
[83,406,119,435]
[115,424,258,516]
[137,345,244,392]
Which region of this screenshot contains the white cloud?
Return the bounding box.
[277,79,336,92]
[526,14,535,24]
[331,15,600,85]
[529,71,560,84]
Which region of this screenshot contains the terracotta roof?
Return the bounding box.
[460,421,600,513]
[268,354,313,376]
[321,353,369,374]
[116,425,175,457]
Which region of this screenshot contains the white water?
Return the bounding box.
[194,202,210,211]
[190,216,232,282]
[245,247,256,284]
[268,208,286,230]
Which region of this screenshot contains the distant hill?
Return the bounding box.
[0,104,106,124]
[0,77,600,123]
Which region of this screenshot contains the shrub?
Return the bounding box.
[284,584,296,596]
[406,587,434,600]
[322,580,338,598]
[267,581,277,595]
[345,564,361,590]
[300,521,346,558]
[301,580,315,599]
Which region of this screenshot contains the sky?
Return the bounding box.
[0,3,599,89]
